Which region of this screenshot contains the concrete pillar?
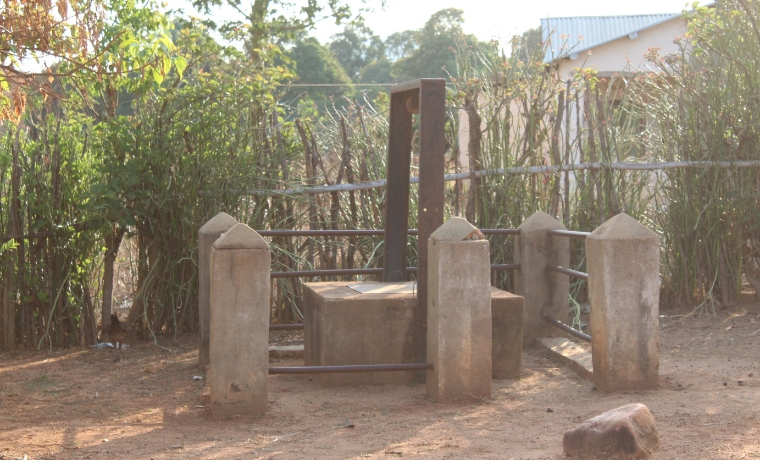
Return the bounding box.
[198,212,238,367]
[427,217,491,401]
[514,211,570,347]
[209,223,270,417]
[491,287,525,379]
[586,213,660,392]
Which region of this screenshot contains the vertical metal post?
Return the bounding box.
[383,78,446,381]
[416,79,446,373]
[383,88,414,282]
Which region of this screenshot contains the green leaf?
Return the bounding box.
[151,67,164,85]
[174,56,187,77]
[119,38,139,49]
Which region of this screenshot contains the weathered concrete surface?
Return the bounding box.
[491,287,524,379]
[514,212,570,347]
[538,337,593,381]
[428,216,485,241]
[269,345,304,359]
[209,223,270,417]
[198,212,238,367]
[563,403,660,459]
[587,213,660,392]
[303,282,416,385]
[427,218,491,401]
[304,283,522,385]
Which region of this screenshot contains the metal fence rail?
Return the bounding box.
[547,264,589,280]
[258,228,520,237]
[269,362,434,375]
[547,229,591,238]
[544,315,591,342]
[271,264,519,279]
[269,324,304,331]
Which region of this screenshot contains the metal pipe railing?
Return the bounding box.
[271,264,519,278]
[548,264,588,280]
[491,264,521,271]
[547,229,591,238]
[544,314,591,342]
[481,229,521,236]
[270,267,417,278]
[260,229,387,237]
[257,228,519,237]
[269,324,304,331]
[268,362,434,375]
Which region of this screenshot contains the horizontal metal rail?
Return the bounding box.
[544,315,591,342]
[548,264,588,280]
[258,228,519,237]
[481,229,521,236]
[491,264,521,271]
[271,267,416,278]
[260,229,405,237]
[269,324,304,331]
[547,229,591,238]
[268,362,434,375]
[271,264,517,278]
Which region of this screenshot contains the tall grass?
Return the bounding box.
[635,0,760,313]
[450,40,656,301]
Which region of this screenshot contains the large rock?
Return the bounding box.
[563,404,660,459]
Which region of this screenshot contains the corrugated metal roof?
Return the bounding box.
[541,14,681,63]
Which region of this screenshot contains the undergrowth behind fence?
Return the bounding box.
[1,0,758,349]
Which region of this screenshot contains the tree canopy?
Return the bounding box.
[0,0,183,121]
[284,37,354,110]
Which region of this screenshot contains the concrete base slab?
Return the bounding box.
[491,287,525,379]
[304,281,525,387]
[538,338,593,381]
[304,282,417,386]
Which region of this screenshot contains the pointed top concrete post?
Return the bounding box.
[515,211,570,347]
[209,223,271,417]
[200,212,238,234]
[198,212,238,367]
[587,213,660,392]
[427,217,492,401]
[212,223,269,249]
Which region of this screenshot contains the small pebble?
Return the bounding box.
[723,382,727,386]
[749,373,754,377]
[546,408,554,413]
[738,380,744,386]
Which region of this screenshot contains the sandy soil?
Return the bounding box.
[1,303,759,460]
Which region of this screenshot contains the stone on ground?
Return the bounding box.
[563,403,660,459]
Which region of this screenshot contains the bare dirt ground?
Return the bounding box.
[2,302,760,460]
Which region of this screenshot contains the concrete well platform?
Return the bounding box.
[304,282,417,385]
[303,281,524,386]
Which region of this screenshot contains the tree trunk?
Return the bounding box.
[248,0,272,61]
[465,90,483,223]
[2,253,14,350]
[3,132,22,350]
[101,224,125,335]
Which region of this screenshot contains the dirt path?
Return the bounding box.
[1,305,759,459]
